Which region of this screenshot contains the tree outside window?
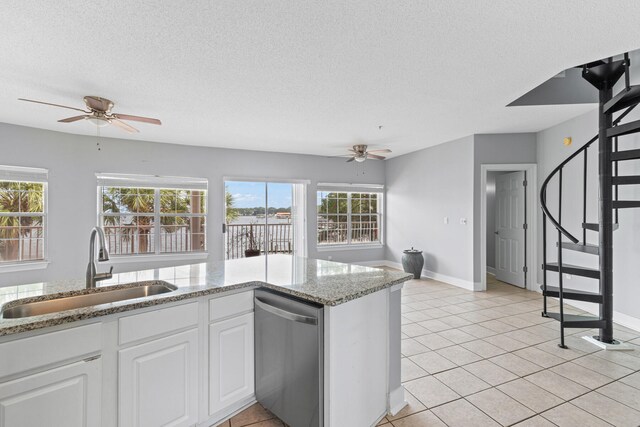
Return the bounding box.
[317,191,381,246]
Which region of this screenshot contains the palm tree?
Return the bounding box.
[0,182,44,262]
[102,187,206,254]
[226,189,239,223]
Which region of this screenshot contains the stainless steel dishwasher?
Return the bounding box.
[254,289,323,427]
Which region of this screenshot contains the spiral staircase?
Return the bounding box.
[540,52,640,349]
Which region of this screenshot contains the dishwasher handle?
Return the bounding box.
[255,297,318,325]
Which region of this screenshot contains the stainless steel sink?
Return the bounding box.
[1,282,178,319]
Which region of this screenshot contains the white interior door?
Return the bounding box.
[495,171,526,288]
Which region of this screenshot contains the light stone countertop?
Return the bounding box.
[0,255,412,336]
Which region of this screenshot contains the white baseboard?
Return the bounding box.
[422,269,476,291]
[388,385,407,416]
[487,266,496,276]
[537,283,640,333]
[356,260,477,291]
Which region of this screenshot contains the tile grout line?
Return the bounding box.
[399,277,640,426]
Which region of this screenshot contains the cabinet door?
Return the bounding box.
[209,312,254,415]
[0,357,101,427]
[119,329,198,427]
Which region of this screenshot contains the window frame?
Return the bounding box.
[96,174,208,262]
[316,186,384,250]
[0,165,49,272]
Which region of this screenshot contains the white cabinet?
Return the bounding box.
[0,357,101,427]
[209,312,254,416]
[119,329,198,427]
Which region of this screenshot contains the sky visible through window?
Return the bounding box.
[226,181,292,208]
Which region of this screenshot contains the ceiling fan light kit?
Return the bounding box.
[86,116,110,127]
[339,144,392,163]
[18,95,161,134]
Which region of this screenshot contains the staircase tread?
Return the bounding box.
[613,200,640,209]
[583,222,619,231]
[543,262,600,279]
[547,312,605,327]
[544,262,598,271]
[612,175,640,185]
[560,242,599,255]
[603,85,640,114]
[607,120,640,139]
[541,285,603,303]
[582,59,626,90]
[612,148,640,161]
[541,285,601,296]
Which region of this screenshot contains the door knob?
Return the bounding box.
[494,231,499,235]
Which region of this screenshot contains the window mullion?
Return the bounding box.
[154,189,161,254]
[347,192,352,245]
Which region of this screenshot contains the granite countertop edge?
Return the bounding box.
[0,274,412,337]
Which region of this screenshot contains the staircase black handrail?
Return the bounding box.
[540,104,637,243]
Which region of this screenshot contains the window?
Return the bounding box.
[316,185,382,247]
[0,166,47,266]
[97,174,207,257]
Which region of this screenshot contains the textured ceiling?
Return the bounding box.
[1,1,640,158]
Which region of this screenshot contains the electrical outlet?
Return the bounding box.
[327,255,333,261]
[565,274,572,279]
[443,216,449,224]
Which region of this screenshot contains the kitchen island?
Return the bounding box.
[0,255,412,427]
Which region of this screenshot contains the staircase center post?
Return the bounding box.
[599,85,614,344]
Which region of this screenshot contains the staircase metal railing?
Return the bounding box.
[539,103,636,346]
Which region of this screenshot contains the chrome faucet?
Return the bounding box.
[86,226,113,289]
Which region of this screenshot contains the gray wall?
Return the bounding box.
[0,123,385,286]
[385,133,536,288]
[537,108,640,320]
[385,135,475,285]
[472,134,537,284]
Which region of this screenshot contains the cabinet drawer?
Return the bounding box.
[209,291,253,322]
[119,302,198,346]
[0,323,102,379]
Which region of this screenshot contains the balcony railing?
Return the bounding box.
[0,225,44,263]
[104,224,205,255]
[226,223,293,259]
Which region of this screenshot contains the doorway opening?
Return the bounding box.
[480,164,537,292]
[488,171,526,288]
[223,179,307,260]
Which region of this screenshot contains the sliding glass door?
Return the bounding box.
[224,180,306,260]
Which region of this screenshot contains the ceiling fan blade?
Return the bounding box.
[367,153,386,160]
[58,115,87,123]
[113,113,162,125]
[368,148,392,153]
[18,98,87,113]
[111,119,139,133]
[346,157,355,162]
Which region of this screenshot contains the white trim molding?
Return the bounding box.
[359,260,477,291]
[480,163,538,292]
[388,386,407,416]
[318,244,384,252]
[0,260,49,273]
[109,252,208,265]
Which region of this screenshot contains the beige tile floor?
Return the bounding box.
[217,273,640,427]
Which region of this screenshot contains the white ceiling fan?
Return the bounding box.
[18,96,162,133]
[338,144,392,162]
